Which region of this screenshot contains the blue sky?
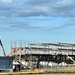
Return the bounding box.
[0,0,75,55]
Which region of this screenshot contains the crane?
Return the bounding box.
[0,39,6,56]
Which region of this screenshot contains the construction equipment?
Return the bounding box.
[0,39,6,56]
[66,54,75,64]
[62,52,75,64]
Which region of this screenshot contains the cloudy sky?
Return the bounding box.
[0,0,75,55]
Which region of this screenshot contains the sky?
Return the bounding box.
[0,0,75,55]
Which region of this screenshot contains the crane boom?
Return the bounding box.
[0,39,6,56]
[66,54,75,63]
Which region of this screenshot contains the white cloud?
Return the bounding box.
[2,0,12,3]
[0,0,75,18]
[0,0,75,31]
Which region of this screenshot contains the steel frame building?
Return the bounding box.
[9,42,75,64]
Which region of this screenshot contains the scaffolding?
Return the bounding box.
[6,42,75,72]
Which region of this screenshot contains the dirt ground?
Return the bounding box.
[19,73,75,75]
[24,73,75,75]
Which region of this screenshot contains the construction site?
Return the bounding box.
[1,40,75,74]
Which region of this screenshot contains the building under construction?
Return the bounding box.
[7,42,75,69]
[1,40,75,72]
